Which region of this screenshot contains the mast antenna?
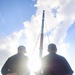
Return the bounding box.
[39,10,45,58]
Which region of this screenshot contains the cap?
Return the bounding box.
[48,43,57,51]
[18,45,26,53]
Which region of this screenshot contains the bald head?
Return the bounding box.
[48,43,57,53]
[18,45,26,54]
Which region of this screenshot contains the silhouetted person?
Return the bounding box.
[1,45,30,75]
[42,43,73,75]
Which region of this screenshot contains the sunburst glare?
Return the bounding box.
[28,57,41,73]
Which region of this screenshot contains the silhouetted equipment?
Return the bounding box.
[39,10,45,58]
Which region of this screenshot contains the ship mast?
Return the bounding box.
[39,10,45,58]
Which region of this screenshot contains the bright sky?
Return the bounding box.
[0,0,75,75]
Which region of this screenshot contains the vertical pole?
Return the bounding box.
[39,10,45,58]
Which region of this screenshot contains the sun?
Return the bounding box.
[28,57,42,73]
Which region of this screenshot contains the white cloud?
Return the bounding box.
[0,0,75,74]
[24,0,75,54]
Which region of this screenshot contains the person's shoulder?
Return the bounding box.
[56,54,67,61]
[42,54,48,58]
[42,54,49,60]
[8,54,17,60]
[17,54,29,59]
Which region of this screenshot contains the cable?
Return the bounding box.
[31,33,40,56]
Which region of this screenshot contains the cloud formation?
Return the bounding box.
[0,0,75,74]
[24,0,75,56]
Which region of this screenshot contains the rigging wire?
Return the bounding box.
[31,11,50,56]
[31,25,50,56]
[31,33,40,56]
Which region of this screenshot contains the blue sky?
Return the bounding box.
[0,0,36,36]
[0,0,75,75]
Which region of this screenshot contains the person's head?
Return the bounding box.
[48,43,57,53]
[18,45,26,54]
